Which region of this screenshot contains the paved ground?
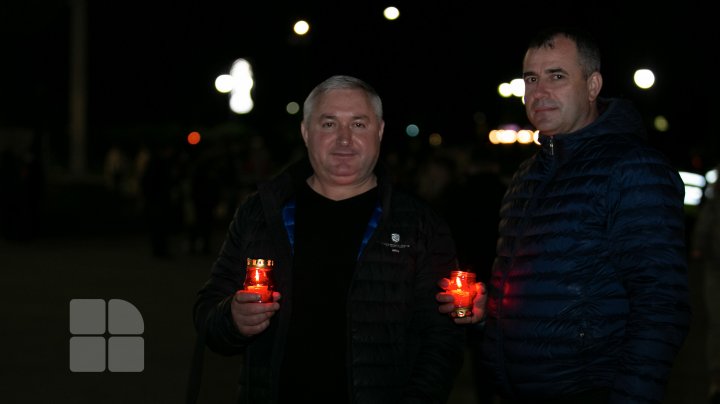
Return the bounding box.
[0,229,710,403]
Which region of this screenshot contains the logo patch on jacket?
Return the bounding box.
[381,233,410,253]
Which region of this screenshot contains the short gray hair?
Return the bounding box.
[302,75,383,122]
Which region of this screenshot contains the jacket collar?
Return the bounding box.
[537,97,646,159]
[259,155,390,205]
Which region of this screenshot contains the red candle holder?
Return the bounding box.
[243,258,274,303]
[446,270,476,318]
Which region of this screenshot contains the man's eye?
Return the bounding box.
[352,122,366,128]
[321,122,335,128]
[552,74,564,80]
[524,77,536,84]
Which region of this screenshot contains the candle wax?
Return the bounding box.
[246,285,271,302]
[451,289,473,308]
[449,287,475,317]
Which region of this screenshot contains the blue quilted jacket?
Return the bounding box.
[481,98,691,403]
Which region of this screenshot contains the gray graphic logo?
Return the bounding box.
[391,233,400,243]
[69,299,144,372]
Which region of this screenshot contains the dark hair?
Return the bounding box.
[303,75,383,122]
[528,27,601,77]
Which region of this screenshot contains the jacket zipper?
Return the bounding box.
[497,134,556,392]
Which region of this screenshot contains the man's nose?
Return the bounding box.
[530,79,551,98]
[337,128,351,146]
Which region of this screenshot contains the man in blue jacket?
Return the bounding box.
[193,75,465,404]
[439,27,691,403]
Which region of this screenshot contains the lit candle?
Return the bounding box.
[243,258,274,303]
[447,270,476,318]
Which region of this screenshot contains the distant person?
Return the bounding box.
[103,143,129,194]
[140,143,180,258]
[192,75,465,404]
[0,149,23,240]
[187,151,222,255]
[691,169,720,404]
[0,136,44,241]
[437,27,690,403]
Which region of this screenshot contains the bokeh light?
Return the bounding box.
[293,20,310,35]
[633,69,655,89]
[286,102,300,115]
[383,7,400,20]
[187,131,201,145]
[405,124,419,137]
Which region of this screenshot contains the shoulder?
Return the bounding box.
[386,187,449,229]
[580,133,678,181]
[388,187,434,212]
[607,137,680,182]
[233,191,264,222]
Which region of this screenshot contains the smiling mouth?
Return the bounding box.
[533,107,558,118]
[332,153,355,160]
[532,101,557,113]
[533,104,555,112]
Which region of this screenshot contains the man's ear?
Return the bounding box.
[378,120,385,140]
[300,122,309,145]
[587,71,603,102]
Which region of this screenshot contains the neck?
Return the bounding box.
[306,175,377,201]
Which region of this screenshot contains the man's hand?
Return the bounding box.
[231,290,281,336]
[436,279,487,325]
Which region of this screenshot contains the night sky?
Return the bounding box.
[1,0,716,172]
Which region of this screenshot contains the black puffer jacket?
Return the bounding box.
[194,158,465,404]
[481,98,691,403]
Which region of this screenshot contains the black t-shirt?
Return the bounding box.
[278,182,377,403]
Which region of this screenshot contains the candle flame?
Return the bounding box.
[455,277,463,288]
[254,269,260,283]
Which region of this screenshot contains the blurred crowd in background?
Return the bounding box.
[0,127,511,281]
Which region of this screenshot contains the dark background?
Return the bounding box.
[1,0,716,172]
[0,1,716,403]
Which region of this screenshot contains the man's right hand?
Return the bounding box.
[231,290,281,337]
[436,279,487,325]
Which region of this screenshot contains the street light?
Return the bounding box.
[215,58,254,114]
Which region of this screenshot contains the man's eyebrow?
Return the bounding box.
[523,67,568,78]
[546,67,567,75]
[318,113,371,120]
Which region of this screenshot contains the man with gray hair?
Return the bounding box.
[194,75,465,404]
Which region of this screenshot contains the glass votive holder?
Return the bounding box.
[243,258,274,303]
[446,270,476,318]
